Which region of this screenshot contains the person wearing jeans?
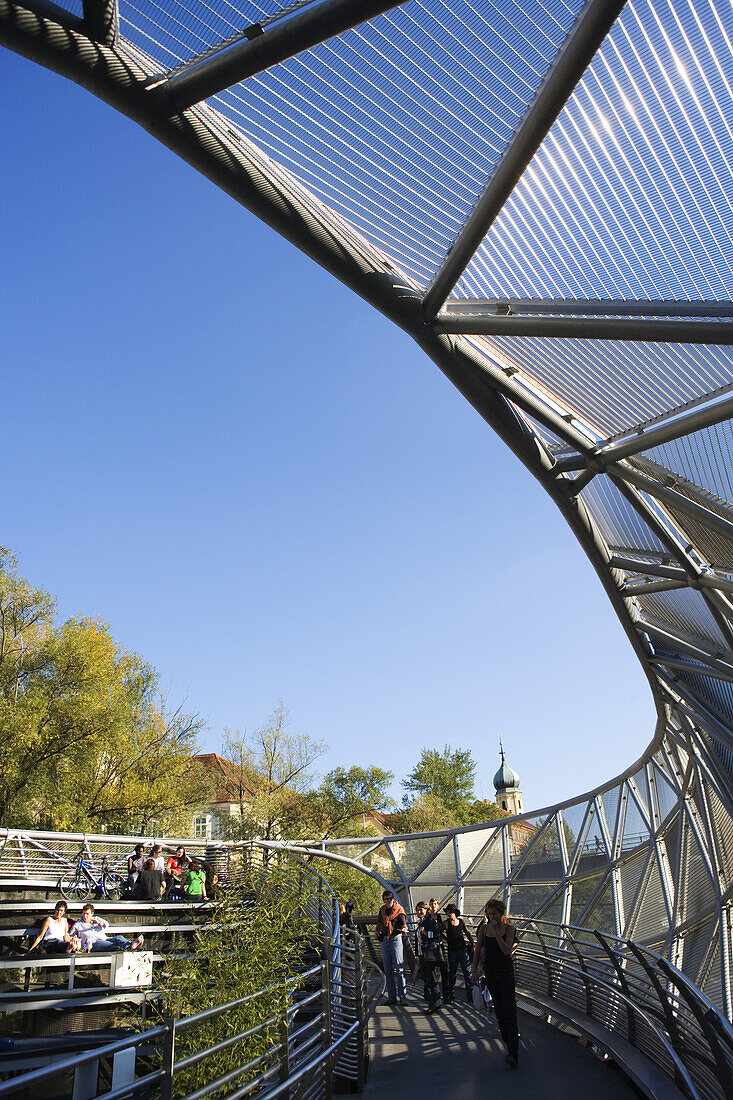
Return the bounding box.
[69,904,144,952]
[377,889,407,1005]
[443,904,474,1004]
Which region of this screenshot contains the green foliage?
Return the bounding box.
[0,547,207,830]
[389,792,460,834]
[159,864,320,1098]
[462,799,510,826]
[306,765,394,840]
[403,745,476,817]
[396,747,504,831]
[317,859,384,913]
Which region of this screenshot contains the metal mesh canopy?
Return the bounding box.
[1,0,732,1019]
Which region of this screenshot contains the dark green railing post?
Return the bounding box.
[594,932,635,1046]
[658,958,733,1099]
[160,1018,175,1100]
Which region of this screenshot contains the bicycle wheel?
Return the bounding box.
[104,872,124,901]
[58,870,92,902]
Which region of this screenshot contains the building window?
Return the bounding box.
[194,814,210,840]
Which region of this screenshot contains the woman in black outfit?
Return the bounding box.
[472,898,519,1069]
[443,903,474,1003]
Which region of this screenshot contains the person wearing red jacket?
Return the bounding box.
[377,889,408,1006]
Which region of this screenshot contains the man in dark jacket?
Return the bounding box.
[415,901,443,1013]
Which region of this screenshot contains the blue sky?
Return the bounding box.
[2,50,655,814]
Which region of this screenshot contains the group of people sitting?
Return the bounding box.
[125,844,215,902]
[376,890,520,1069]
[28,901,145,955]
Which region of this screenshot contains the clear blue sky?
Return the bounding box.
[2,50,655,814]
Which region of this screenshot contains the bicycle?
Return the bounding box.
[57,849,125,902]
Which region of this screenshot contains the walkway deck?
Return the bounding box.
[363,993,639,1098]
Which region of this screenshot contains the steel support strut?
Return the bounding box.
[422,0,629,318]
[82,0,117,46]
[439,297,733,319]
[432,313,733,343]
[152,0,409,113]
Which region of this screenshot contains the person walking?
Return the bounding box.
[428,898,448,1002]
[414,901,443,1013]
[443,903,474,1004]
[376,889,407,1006]
[472,898,519,1068]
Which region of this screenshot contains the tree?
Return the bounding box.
[160,861,319,1096]
[388,792,459,834]
[461,799,510,826]
[223,703,325,841]
[403,745,477,818]
[308,765,394,840]
[0,547,207,830]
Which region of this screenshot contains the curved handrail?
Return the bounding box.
[510,918,733,1100]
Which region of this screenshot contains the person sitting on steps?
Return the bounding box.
[28,901,73,955]
[68,903,143,952]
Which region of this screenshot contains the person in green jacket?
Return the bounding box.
[185,860,209,902]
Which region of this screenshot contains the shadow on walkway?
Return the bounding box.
[363,993,639,1098]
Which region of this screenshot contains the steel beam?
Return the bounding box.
[610,464,733,546]
[423,0,632,318]
[592,395,733,467]
[610,556,688,582]
[700,589,733,655]
[650,658,733,685]
[699,572,733,596]
[153,0,408,113]
[439,297,733,319]
[622,579,688,596]
[637,619,733,676]
[82,0,117,46]
[432,312,733,343]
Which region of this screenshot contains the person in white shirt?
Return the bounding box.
[68,904,143,952]
[29,901,72,954]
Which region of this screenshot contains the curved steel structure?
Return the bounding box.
[2,0,732,1023]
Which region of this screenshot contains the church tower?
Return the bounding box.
[493,741,523,816]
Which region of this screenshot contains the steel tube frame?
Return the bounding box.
[433,312,733,343]
[4,0,733,1047]
[609,556,688,581]
[423,0,629,318]
[610,464,733,545]
[439,297,733,319]
[592,395,733,467]
[154,0,409,113]
[636,618,733,675]
[82,0,117,45]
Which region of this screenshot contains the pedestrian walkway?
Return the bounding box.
[363,994,639,1098]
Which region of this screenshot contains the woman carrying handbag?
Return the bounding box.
[472,898,520,1068]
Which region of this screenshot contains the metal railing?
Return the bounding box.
[509,918,733,1100]
[0,845,384,1100]
[355,912,733,1100]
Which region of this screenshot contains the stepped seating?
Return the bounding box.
[0,900,214,957]
[0,899,217,1049]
